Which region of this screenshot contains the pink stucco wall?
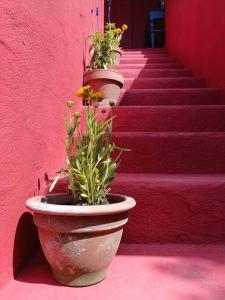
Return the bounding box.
[166,0,225,91]
[0,0,104,288]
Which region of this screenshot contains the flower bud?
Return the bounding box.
[109,100,115,107]
[67,101,74,108]
[122,24,128,31]
[74,112,81,119]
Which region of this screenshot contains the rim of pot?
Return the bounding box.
[26,193,136,216]
[84,69,124,86]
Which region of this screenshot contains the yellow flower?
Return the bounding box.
[76,85,93,98]
[83,85,92,93]
[92,92,105,102]
[122,24,128,31]
[76,87,85,98]
[66,101,74,108]
[116,28,122,34]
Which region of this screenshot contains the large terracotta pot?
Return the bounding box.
[26,193,136,287]
[84,69,124,106]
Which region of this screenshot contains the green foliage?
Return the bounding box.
[50,87,129,205]
[88,22,128,70]
[88,30,115,70]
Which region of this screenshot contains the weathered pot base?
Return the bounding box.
[52,268,107,287]
[26,193,136,287]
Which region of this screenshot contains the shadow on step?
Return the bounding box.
[118,50,225,106]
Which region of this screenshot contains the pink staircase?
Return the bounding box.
[3,49,225,300]
[111,49,225,244]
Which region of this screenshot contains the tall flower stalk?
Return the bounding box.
[50,85,129,205]
[88,23,128,70]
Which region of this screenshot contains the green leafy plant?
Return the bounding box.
[88,23,128,70]
[50,85,129,205]
[105,22,128,48]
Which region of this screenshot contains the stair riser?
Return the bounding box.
[120,58,175,64]
[120,69,192,78]
[124,78,206,89]
[113,133,225,173]
[120,89,225,106]
[123,49,166,54]
[112,106,225,132]
[117,64,184,70]
[122,54,170,59]
[111,177,225,243]
[47,176,225,244]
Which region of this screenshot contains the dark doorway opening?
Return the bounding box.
[104,0,165,49]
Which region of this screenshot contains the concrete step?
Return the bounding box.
[119,88,225,106]
[120,69,192,78]
[117,63,184,70]
[124,77,206,89]
[123,48,166,54]
[122,54,171,59]
[112,174,225,243]
[112,132,225,173]
[110,105,225,132]
[45,174,225,243]
[3,244,225,300]
[120,57,176,64]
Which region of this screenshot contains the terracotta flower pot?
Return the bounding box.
[26,193,136,287]
[111,47,123,66]
[84,69,124,106]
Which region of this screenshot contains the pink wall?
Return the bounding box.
[109,0,159,49]
[0,0,104,288]
[166,0,225,90]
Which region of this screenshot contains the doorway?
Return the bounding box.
[105,0,165,49]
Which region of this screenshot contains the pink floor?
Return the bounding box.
[2,244,225,300]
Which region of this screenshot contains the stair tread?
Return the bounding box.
[125,77,204,80]
[113,131,225,136]
[124,77,206,89]
[121,87,222,92]
[2,244,225,300]
[111,105,225,132]
[117,63,184,69]
[114,172,225,183]
[112,132,225,173]
[114,104,225,108]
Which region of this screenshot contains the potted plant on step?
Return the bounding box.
[84,24,127,106]
[26,85,136,287]
[105,22,128,66]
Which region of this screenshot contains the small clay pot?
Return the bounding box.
[111,47,123,66]
[84,69,124,106]
[26,193,135,287]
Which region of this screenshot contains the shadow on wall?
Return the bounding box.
[13,212,40,278]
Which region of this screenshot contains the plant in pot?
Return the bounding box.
[104,22,128,66]
[84,24,127,106]
[26,85,136,287]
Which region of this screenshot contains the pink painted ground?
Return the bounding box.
[1,244,225,300]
